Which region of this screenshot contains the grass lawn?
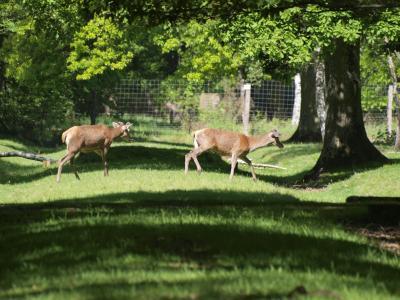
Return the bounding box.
[0,133,400,299]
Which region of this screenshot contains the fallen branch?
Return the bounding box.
[0,151,58,167]
[249,162,287,170]
[229,158,287,170]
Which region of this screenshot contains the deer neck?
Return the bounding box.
[110,127,124,140]
[248,134,272,152]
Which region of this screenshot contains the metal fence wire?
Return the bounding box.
[362,85,392,124]
[113,78,391,130]
[251,81,295,120]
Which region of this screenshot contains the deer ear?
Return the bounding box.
[126,122,132,129]
[112,122,120,128]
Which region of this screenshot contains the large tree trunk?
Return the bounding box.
[307,39,387,179]
[0,34,6,92]
[289,64,322,142]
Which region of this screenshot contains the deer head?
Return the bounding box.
[113,121,133,141]
[269,129,284,148]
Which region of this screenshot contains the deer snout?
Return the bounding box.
[274,138,284,148]
[121,130,131,141]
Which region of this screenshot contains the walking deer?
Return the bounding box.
[185,128,284,180]
[56,122,132,182]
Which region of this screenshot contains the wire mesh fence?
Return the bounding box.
[111,78,392,136]
[113,79,296,133]
[362,85,392,124]
[251,80,295,120]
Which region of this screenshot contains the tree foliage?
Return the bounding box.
[157,20,241,84]
[67,15,135,80]
[1,0,400,150]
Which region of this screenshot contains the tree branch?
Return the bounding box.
[0,151,58,166]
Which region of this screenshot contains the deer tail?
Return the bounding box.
[61,128,72,144]
[192,129,203,149]
[193,137,199,149]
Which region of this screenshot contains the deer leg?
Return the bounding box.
[184,152,192,174]
[241,156,257,181]
[70,156,80,180]
[58,153,68,163]
[229,153,238,180]
[56,152,75,183]
[95,149,108,176]
[103,148,109,176]
[185,146,207,174]
[192,152,203,173]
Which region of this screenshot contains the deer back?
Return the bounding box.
[78,125,113,146]
[195,128,250,155]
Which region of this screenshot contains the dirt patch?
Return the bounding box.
[351,225,400,255]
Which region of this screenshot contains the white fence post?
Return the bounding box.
[292,73,301,125]
[387,84,393,139]
[242,83,251,135]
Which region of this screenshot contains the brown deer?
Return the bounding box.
[56,122,132,182]
[185,128,284,180]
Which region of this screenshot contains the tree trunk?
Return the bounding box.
[315,52,326,139]
[89,90,98,125]
[289,65,322,142]
[0,34,6,92]
[307,39,387,179]
[387,53,400,150]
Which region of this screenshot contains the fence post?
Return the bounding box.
[387,84,393,139]
[292,73,301,125]
[242,83,251,135]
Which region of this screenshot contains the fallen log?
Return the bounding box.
[0,151,58,167]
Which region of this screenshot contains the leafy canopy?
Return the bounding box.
[67,15,135,80]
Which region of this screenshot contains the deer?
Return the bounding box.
[56,122,132,182]
[185,128,284,181]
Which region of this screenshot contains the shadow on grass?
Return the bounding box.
[0,134,63,154]
[0,190,399,299]
[255,158,399,189]
[0,160,55,184]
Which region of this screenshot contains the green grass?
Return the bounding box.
[0,134,400,299]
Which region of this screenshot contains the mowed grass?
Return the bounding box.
[0,134,400,299]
